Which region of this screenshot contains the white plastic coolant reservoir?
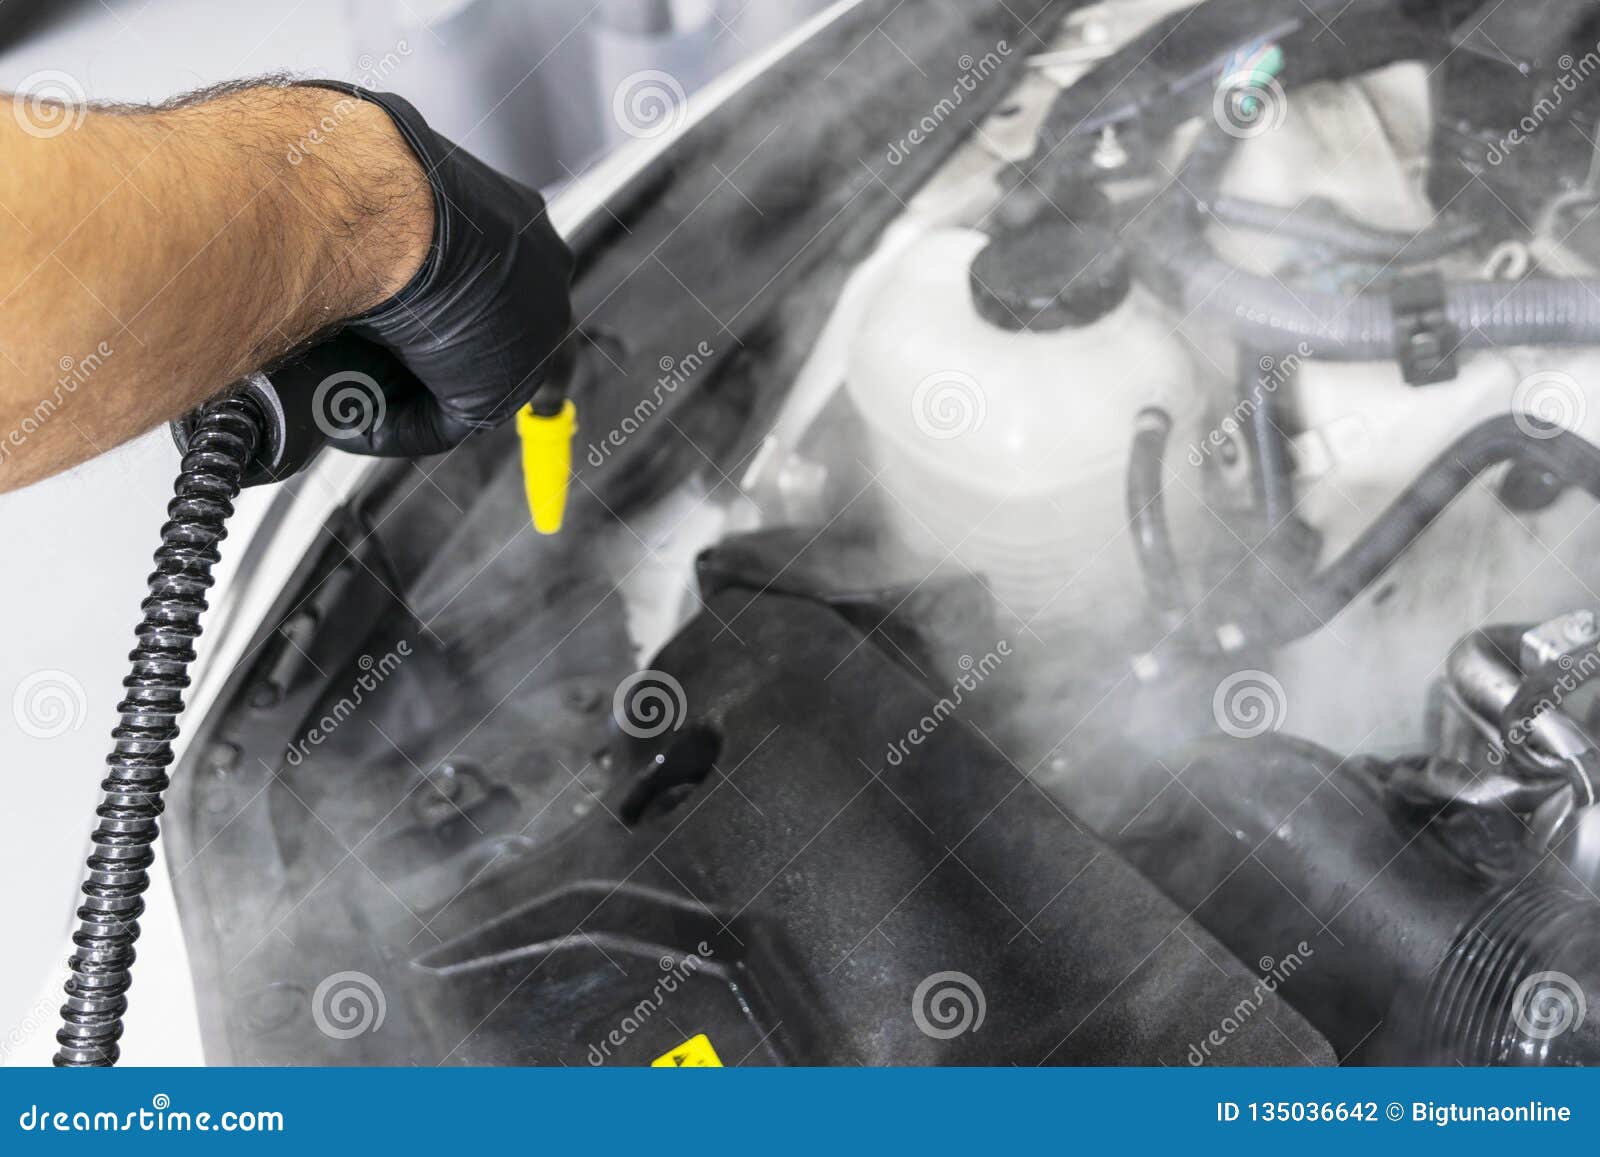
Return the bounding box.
[846,226,1202,628]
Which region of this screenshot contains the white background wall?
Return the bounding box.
[0,0,828,1066]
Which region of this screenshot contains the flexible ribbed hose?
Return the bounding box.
[1143,123,1600,357]
[55,395,261,1067]
[1165,243,1600,358]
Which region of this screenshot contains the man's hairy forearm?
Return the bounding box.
[0,82,433,490]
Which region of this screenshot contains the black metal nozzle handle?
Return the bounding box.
[169,331,425,487]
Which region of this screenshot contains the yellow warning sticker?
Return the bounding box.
[651,1033,723,1068]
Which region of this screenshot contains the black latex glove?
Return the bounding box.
[301,82,574,457]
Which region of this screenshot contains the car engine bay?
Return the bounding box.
[164,0,1600,1066]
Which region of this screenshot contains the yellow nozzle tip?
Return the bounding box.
[517,399,577,535]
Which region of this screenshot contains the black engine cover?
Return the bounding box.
[401,591,1330,1066]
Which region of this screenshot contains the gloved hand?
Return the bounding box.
[301,82,574,457]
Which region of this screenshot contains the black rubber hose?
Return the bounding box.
[1127,408,1186,626]
[55,395,262,1067]
[1208,195,1483,264]
[1241,348,1297,531]
[1225,414,1600,648]
[1137,126,1600,358]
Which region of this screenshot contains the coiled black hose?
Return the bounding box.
[1225,414,1600,648]
[55,395,263,1067]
